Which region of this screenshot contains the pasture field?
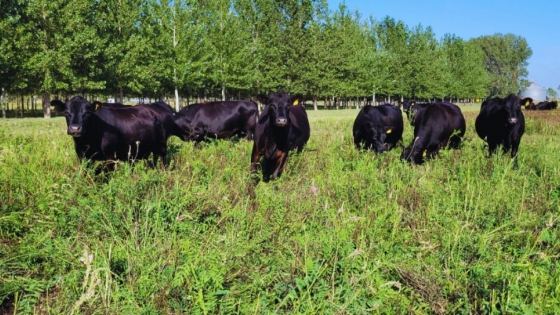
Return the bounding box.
[1,106,560,314]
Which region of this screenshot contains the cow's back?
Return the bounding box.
[288,104,310,151]
[91,106,162,161]
[176,101,258,140]
[415,103,465,148]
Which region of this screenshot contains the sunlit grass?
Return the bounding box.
[1,106,559,314]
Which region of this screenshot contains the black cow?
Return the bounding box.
[250,92,310,182]
[173,100,258,144]
[475,95,532,166]
[401,102,466,164]
[524,101,537,110]
[91,101,128,109]
[401,100,432,125]
[535,101,558,110]
[51,96,168,167]
[137,101,187,142]
[352,104,404,152]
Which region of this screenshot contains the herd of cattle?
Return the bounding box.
[51,93,557,182]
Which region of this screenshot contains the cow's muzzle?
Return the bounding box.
[67,125,83,137]
[508,118,518,124]
[275,118,288,126]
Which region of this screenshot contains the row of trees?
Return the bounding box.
[1,0,536,117]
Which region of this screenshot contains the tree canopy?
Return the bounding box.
[0,0,536,117]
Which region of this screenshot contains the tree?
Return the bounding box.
[547,88,558,100]
[374,16,409,101]
[95,0,148,102]
[442,34,489,100]
[471,33,532,97]
[204,0,253,100]
[0,0,23,117]
[12,0,108,117]
[403,24,444,99]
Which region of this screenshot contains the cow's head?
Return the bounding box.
[401,100,417,122]
[51,96,95,137]
[502,95,531,125]
[401,100,415,113]
[400,142,427,165]
[172,113,195,141]
[523,99,535,110]
[366,123,394,152]
[258,92,303,127]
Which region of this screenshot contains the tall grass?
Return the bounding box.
[1,106,559,314]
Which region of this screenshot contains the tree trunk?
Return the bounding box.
[313,96,317,111]
[42,92,51,118]
[119,87,124,104]
[174,87,180,112]
[1,88,6,119]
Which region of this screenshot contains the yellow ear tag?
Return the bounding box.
[411,102,415,106]
[422,149,427,157]
[386,129,392,134]
[525,100,530,106]
[293,99,299,106]
[95,103,100,110]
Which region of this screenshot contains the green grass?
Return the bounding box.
[1,107,559,314]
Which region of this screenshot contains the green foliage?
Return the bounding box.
[2,109,560,313]
[546,88,557,100]
[0,1,535,106]
[471,33,533,97]
[442,34,490,100]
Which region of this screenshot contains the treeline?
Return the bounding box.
[0,0,533,117]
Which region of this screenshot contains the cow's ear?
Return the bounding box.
[257,94,269,105]
[521,97,533,106]
[291,95,304,106]
[91,101,102,111]
[50,99,66,112]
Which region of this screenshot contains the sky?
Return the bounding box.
[327,0,560,91]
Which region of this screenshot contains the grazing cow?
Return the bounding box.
[401,102,466,164]
[173,100,258,144]
[51,96,168,167]
[352,104,404,152]
[401,100,432,125]
[475,95,532,166]
[250,92,310,182]
[535,101,558,110]
[524,100,557,110]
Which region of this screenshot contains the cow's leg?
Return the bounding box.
[271,150,288,180]
[155,140,168,169]
[510,138,521,169]
[250,144,266,183]
[353,137,363,150]
[487,141,498,157]
[245,116,257,141]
